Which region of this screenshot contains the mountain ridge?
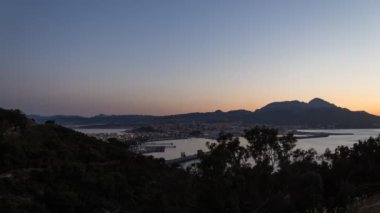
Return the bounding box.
[28,98,380,128]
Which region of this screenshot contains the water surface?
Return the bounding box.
[146,129,380,160]
[74,128,380,160]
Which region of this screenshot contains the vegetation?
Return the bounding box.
[1,108,380,212]
[0,109,191,212]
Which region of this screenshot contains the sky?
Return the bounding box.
[1,0,380,116]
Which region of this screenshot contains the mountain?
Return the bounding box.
[308,98,336,108]
[29,98,380,128]
[30,110,254,127]
[252,98,380,128]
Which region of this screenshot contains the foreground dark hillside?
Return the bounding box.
[2,108,380,212]
[0,108,194,212]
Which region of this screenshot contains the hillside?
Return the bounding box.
[0,108,192,212]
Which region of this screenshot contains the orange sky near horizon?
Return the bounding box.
[101,96,380,117]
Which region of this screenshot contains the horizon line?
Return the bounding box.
[23,97,379,117]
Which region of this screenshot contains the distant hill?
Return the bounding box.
[252,98,380,128]
[29,98,380,128]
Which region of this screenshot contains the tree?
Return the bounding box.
[245,126,296,171]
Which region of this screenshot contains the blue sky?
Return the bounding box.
[1,0,380,115]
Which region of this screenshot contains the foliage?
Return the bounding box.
[197,127,380,212]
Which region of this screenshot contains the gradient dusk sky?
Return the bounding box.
[1,0,380,116]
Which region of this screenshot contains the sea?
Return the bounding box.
[75,128,380,160]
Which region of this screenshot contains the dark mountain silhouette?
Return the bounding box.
[29,98,380,128]
[252,98,380,128]
[308,98,336,108]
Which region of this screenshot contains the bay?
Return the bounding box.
[73,128,380,160]
[146,129,380,160]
